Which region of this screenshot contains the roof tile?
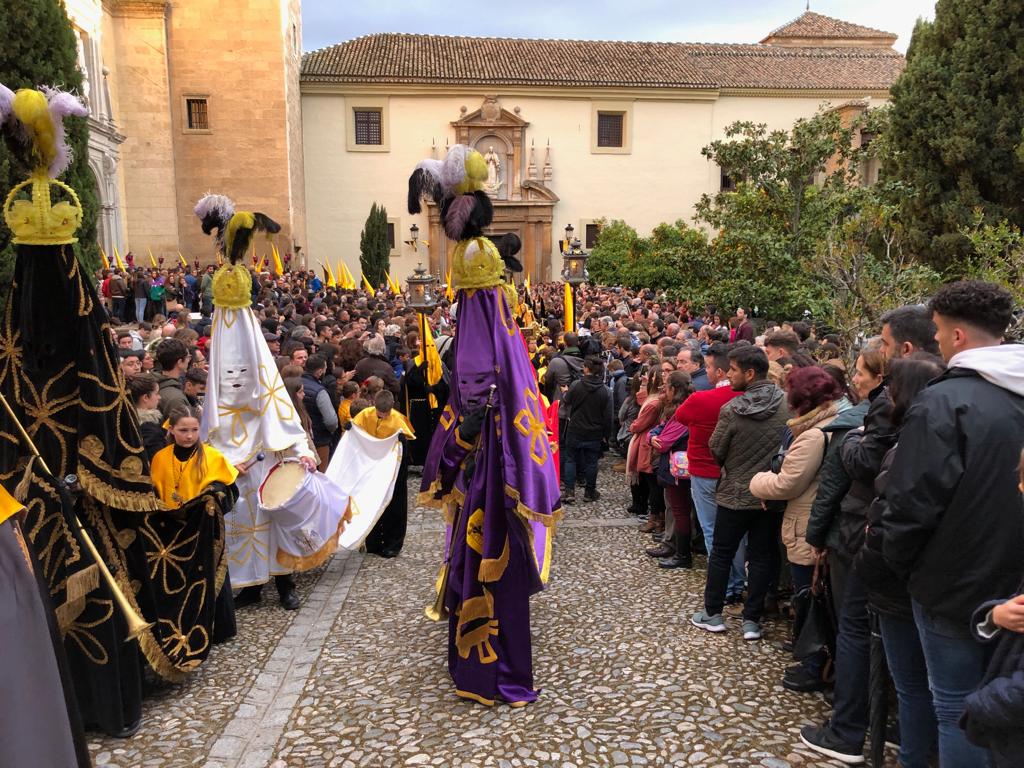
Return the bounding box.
[301,34,904,91]
[762,11,896,42]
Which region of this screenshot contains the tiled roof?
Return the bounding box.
[761,11,896,43]
[302,34,904,91]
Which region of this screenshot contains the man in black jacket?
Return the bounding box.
[882,281,1024,767]
[560,355,610,504]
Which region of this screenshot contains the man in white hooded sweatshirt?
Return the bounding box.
[881,280,1024,767]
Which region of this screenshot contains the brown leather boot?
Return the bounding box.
[638,515,663,534]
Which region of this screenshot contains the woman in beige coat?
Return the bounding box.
[750,365,845,580]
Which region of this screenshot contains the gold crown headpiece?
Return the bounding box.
[212,264,253,310]
[0,86,88,245]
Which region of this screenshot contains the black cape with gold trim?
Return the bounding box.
[0,244,234,734]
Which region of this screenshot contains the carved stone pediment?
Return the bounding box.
[453,95,530,129]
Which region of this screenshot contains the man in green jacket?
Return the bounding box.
[692,344,788,641]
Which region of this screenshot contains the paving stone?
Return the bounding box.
[86,458,880,768]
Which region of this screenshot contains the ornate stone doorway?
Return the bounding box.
[427,97,558,283]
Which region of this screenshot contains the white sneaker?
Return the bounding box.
[741,620,762,641]
[691,610,726,632]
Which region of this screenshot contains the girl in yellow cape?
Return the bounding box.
[151,405,239,506]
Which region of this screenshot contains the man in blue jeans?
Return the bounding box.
[674,343,746,598]
[883,281,1024,767]
[561,355,610,505]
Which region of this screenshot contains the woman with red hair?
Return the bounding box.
[750,366,844,675]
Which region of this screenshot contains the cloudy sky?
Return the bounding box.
[302,0,936,53]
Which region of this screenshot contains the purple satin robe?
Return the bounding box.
[420,283,560,705]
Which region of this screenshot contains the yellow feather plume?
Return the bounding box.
[11,89,56,171]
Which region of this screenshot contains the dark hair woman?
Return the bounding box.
[627,367,666,534]
[647,371,696,568]
[854,352,945,768]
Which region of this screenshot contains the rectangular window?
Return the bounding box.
[720,168,736,192]
[354,109,382,145]
[596,112,624,148]
[585,223,600,249]
[386,222,395,250]
[186,98,209,130]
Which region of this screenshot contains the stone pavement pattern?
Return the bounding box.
[88,460,875,767]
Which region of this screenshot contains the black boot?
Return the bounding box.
[275,574,301,611]
[658,531,693,569]
[233,584,263,608]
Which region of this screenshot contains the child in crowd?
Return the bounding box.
[337,381,360,429]
[150,405,238,507]
[962,448,1024,766]
[347,398,371,426]
[361,375,384,402]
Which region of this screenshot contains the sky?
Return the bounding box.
[302,0,936,53]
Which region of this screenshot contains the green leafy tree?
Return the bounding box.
[960,210,1024,339]
[816,186,940,340]
[695,111,859,318]
[586,219,641,286]
[358,202,389,288]
[887,1,1024,268]
[0,0,100,292]
[587,218,712,298]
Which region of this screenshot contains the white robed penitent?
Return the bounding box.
[201,267,348,586]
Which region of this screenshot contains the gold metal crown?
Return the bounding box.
[212,264,253,309]
[3,170,83,245]
[451,237,504,291]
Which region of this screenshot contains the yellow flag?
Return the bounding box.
[387,270,401,293]
[99,246,110,270]
[272,243,284,276]
[415,312,444,408]
[563,281,574,333]
[216,251,224,267]
[324,260,337,288]
[361,273,376,297]
[336,259,347,289]
[178,251,188,268]
[445,267,454,302]
[113,244,125,271]
[525,273,531,294]
[148,247,157,268]
[256,254,266,273]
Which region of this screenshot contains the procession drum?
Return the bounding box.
[258,459,348,570]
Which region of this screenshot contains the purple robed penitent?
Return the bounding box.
[419,284,560,705]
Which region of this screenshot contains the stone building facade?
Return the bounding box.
[301,12,905,283]
[64,0,306,265]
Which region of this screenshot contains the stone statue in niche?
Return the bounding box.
[483,145,502,197]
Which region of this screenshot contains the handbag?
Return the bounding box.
[793,555,838,676]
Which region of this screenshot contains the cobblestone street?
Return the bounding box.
[88,461,863,768]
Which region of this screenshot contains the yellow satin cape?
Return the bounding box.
[150,444,239,507]
[352,407,415,440]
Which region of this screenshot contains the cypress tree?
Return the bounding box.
[888,0,1024,269]
[0,0,100,290]
[359,202,389,287]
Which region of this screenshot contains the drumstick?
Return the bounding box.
[239,452,266,473]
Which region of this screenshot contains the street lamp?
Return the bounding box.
[406,262,439,315]
[560,233,589,332]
